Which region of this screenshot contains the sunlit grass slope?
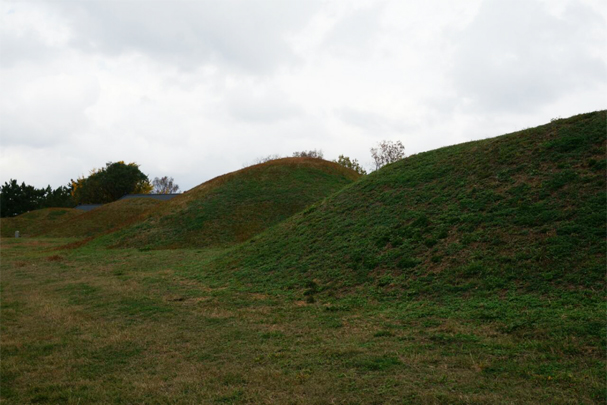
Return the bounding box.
[214,111,606,295]
[0,208,83,237]
[42,198,162,238]
[107,158,360,249]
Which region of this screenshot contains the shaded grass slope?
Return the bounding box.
[106,158,360,249]
[42,198,162,238]
[0,208,83,237]
[213,111,606,295]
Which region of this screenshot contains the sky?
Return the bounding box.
[1,0,606,191]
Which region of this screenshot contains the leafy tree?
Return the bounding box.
[72,161,152,204]
[1,180,42,217]
[152,176,180,194]
[0,180,75,217]
[370,140,405,170]
[293,149,324,159]
[40,185,75,209]
[71,173,104,205]
[334,155,367,175]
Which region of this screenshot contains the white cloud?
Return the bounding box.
[0,66,99,147]
[0,0,605,190]
[49,0,321,74]
[451,0,607,112]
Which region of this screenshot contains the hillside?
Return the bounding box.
[209,111,606,295]
[2,112,605,404]
[42,198,162,238]
[105,158,360,249]
[0,208,83,237]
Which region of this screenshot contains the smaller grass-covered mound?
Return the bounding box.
[106,158,360,249]
[43,198,162,238]
[0,208,83,237]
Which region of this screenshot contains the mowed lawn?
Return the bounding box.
[1,238,604,404]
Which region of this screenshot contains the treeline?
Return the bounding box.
[0,180,74,217]
[245,141,406,175]
[1,161,179,218]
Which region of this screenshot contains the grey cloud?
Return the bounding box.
[337,107,411,134]
[226,87,302,123]
[0,28,55,68]
[49,0,322,73]
[451,0,607,112]
[0,74,100,148]
[323,5,384,56]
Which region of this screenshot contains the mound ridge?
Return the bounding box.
[0,208,83,237]
[42,198,162,238]
[106,157,360,249]
[210,111,606,294]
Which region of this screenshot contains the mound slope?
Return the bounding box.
[0,208,83,237]
[107,158,360,249]
[213,111,606,294]
[43,198,162,238]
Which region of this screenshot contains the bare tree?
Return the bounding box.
[293,149,324,159]
[242,154,283,168]
[370,140,405,170]
[152,176,180,194]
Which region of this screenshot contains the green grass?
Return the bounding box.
[0,208,83,237]
[102,158,360,249]
[206,111,606,297]
[0,111,605,404]
[1,238,604,403]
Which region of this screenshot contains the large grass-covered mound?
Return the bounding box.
[213,111,606,295]
[106,158,360,249]
[43,198,162,238]
[0,208,83,237]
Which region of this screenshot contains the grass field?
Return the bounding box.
[1,111,605,404]
[0,208,83,238]
[2,239,604,404]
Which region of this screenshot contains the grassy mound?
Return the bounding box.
[106,158,360,249]
[0,208,83,237]
[43,198,162,238]
[212,111,606,295]
[2,112,605,403]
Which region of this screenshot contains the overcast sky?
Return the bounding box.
[1,0,605,191]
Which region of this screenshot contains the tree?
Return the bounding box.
[40,185,75,209]
[370,140,405,170]
[293,149,324,159]
[242,154,283,168]
[152,176,180,194]
[71,173,103,205]
[0,180,75,217]
[334,155,367,175]
[1,180,42,217]
[72,161,152,204]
